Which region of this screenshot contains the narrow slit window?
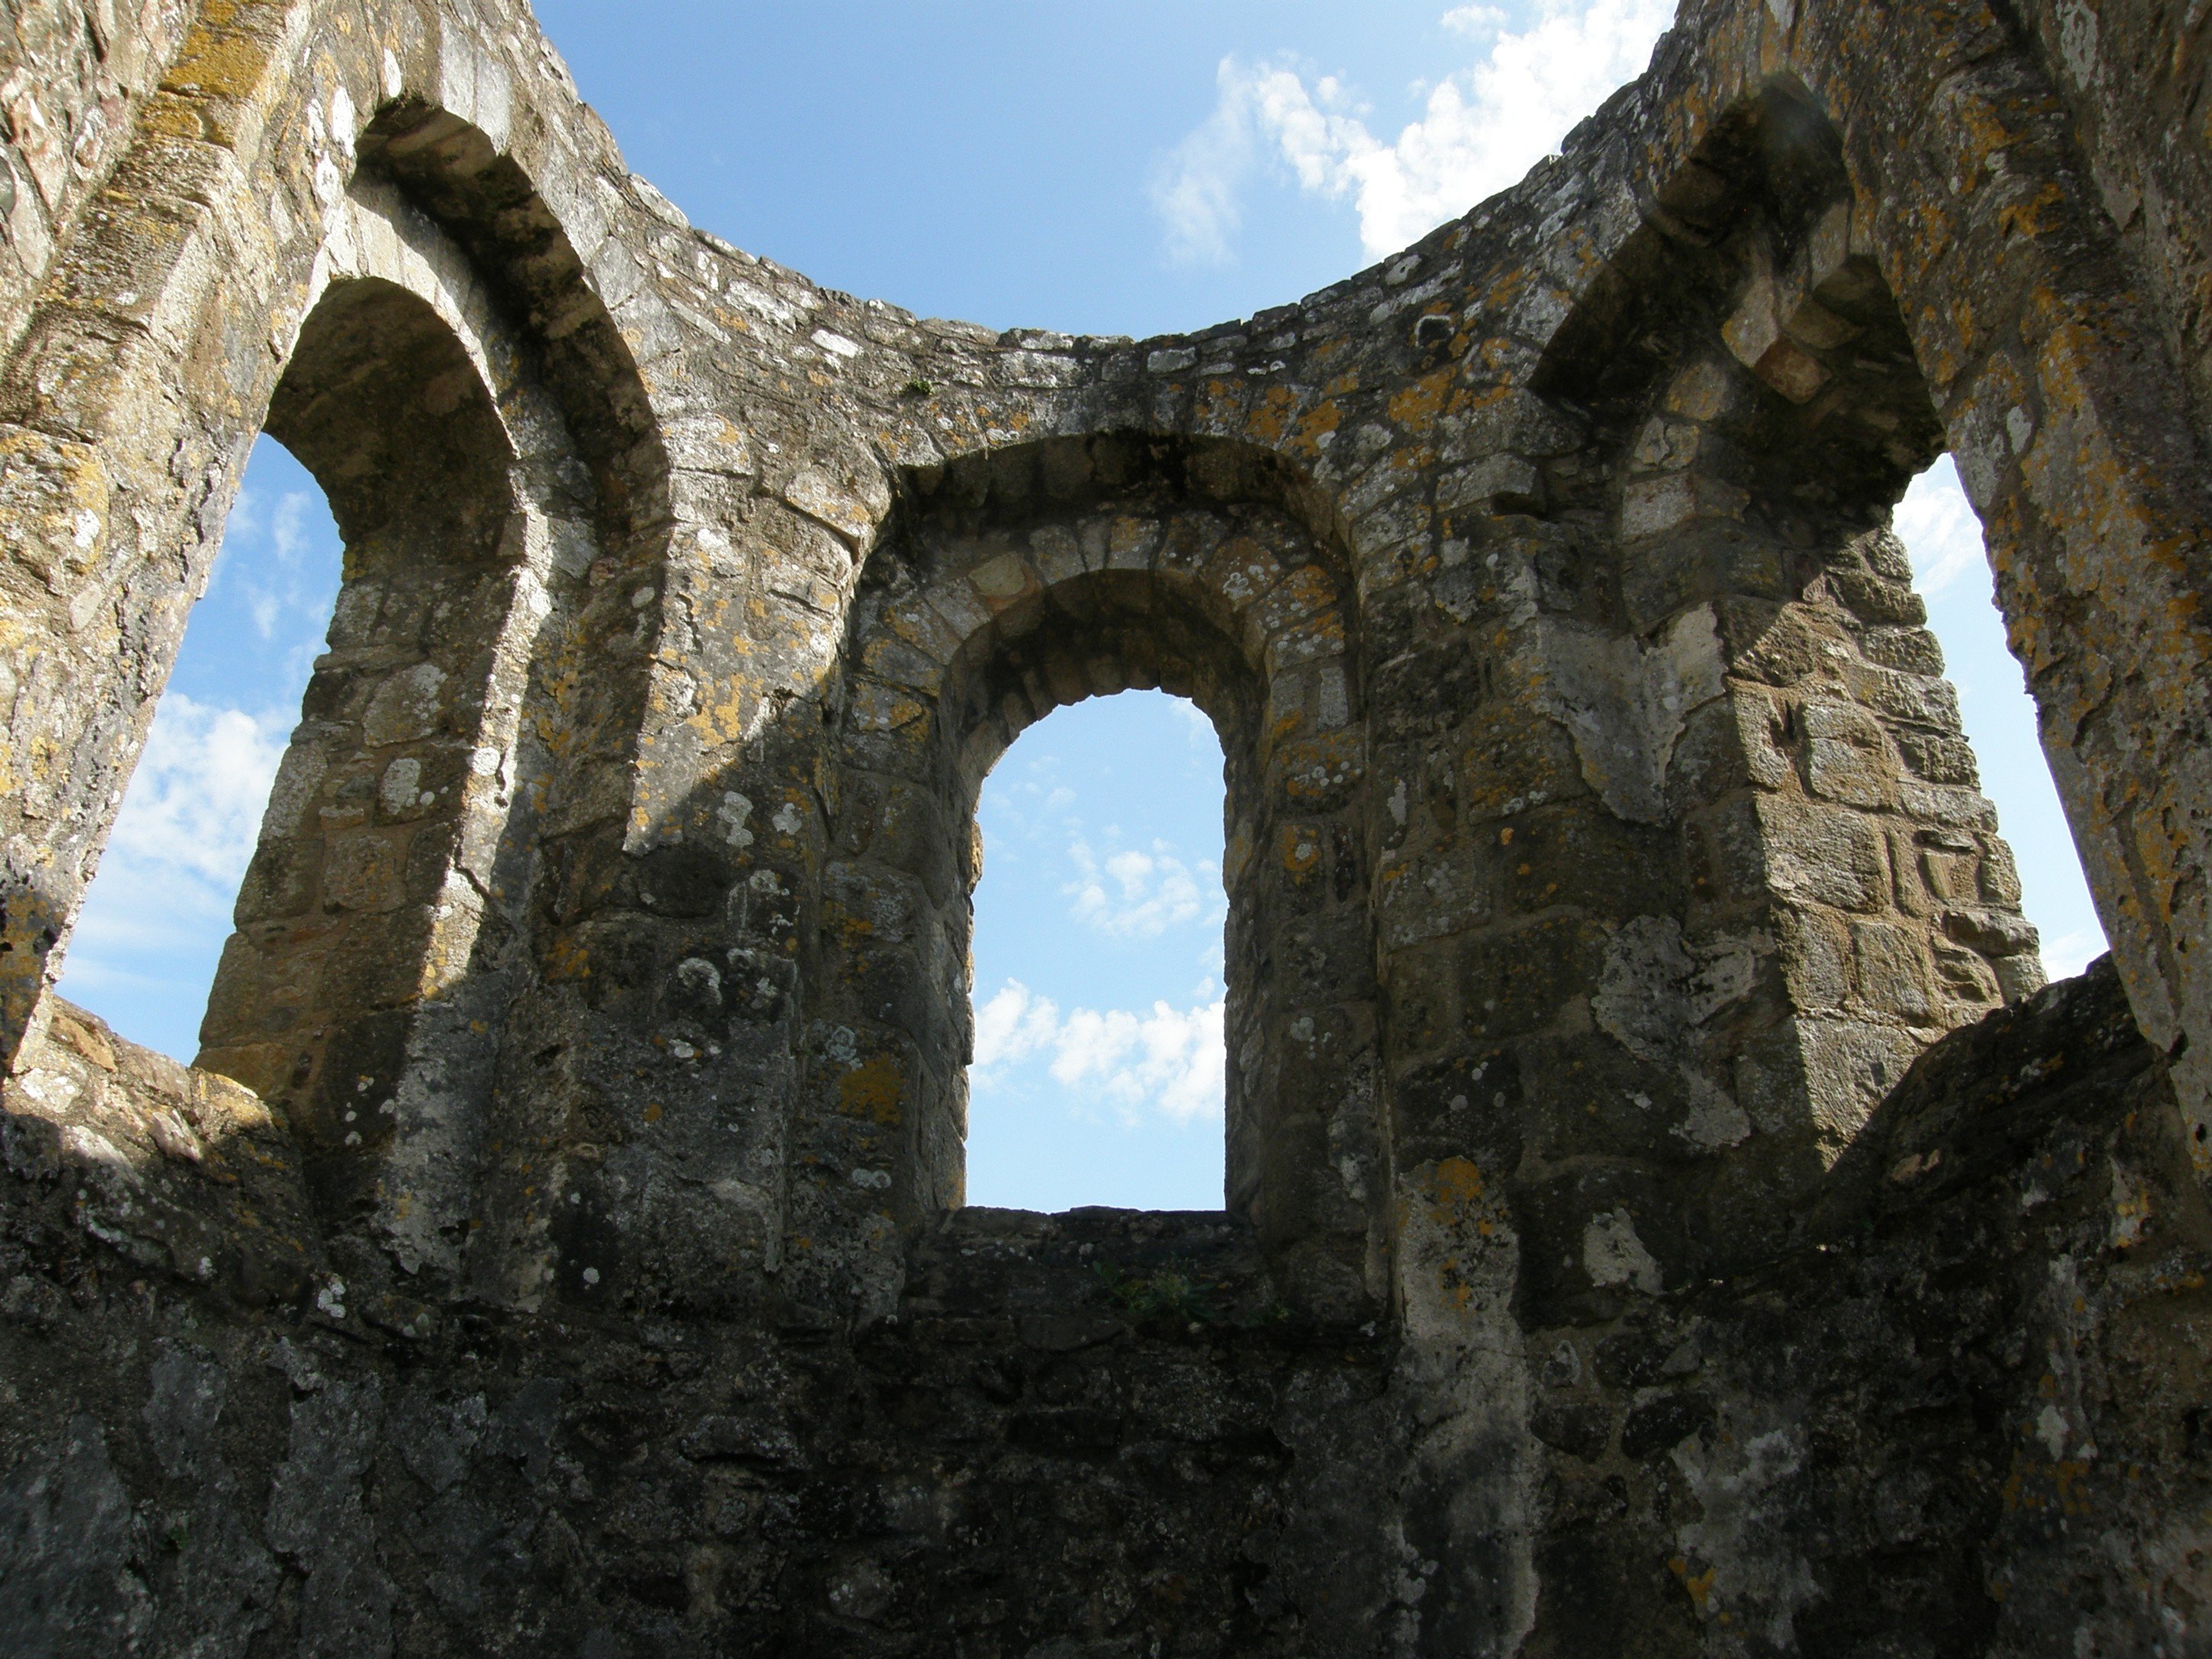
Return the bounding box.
[965,690,1228,1212]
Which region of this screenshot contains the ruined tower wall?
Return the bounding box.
[1722,0,2212,1176]
[0,1,2207,1654]
[0,1,197,361]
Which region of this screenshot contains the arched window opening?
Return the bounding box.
[0,111,653,1304]
[967,689,1228,1212]
[57,439,342,1063]
[814,433,1384,1317]
[1512,82,2073,1280]
[189,273,529,1237]
[1893,457,2109,980]
[52,252,557,1276]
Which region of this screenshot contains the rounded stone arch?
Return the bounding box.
[1536,82,1949,557]
[0,18,674,1091]
[352,97,672,544]
[1671,5,2212,1168]
[807,432,1385,1313]
[0,14,676,1301]
[1504,80,2044,1286]
[191,172,602,1281]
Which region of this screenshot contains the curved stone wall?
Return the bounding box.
[0,1,2207,1652]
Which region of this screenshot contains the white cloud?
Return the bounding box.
[973,980,1226,1125]
[1895,455,1989,599]
[1442,5,1509,37]
[271,490,316,565]
[104,693,289,885]
[1154,72,1262,267]
[1154,0,1676,265]
[1064,837,1220,939]
[63,693,289,980]
[975,980,1064,1069]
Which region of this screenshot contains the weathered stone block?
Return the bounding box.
[1755,796,1893,913]
[1850,919,1937,1024]
[1799,698,1897,808]
[1618,523,1788,633]
[1457,915,1609,1043]
[1511,1162,1690,1327]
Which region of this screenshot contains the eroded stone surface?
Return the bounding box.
[1,0,2209,1651]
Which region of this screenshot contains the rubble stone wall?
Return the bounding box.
[0,0,2207,1653]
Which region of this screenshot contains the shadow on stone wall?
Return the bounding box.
[2,955,2205,1654]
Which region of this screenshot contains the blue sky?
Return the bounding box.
[60,440,339,1065]
[59,1,2106,1211]
[968,695,1228,1211]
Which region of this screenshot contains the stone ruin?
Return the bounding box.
[0,0,2210,1652]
